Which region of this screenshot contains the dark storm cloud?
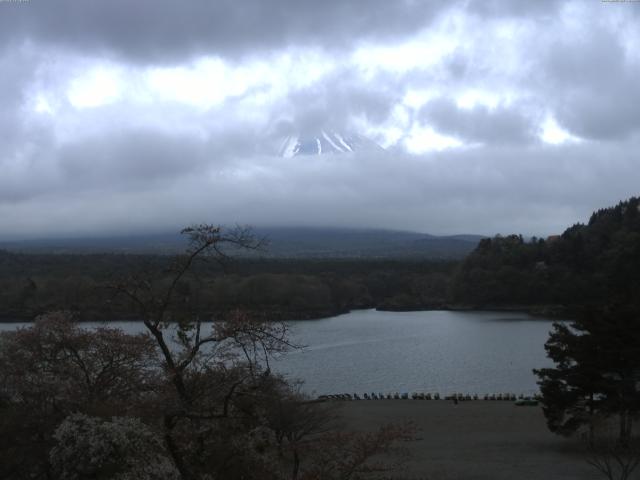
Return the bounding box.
[271,69,403,138]
[0,47,58,204]
[0,46,41,152]
[418,98,538,145]
[0,0,449,63]
[543,27,640,140]
[57,130,210,186]
[0,0,570,64]
[0,121,267,204]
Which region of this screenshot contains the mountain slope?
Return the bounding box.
[0,227,484,259]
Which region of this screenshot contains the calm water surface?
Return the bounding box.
[0,309,559,396]
[274,309,557,395]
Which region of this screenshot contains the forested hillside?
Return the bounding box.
[452,197,640,312]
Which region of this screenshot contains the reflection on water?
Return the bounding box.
[0,309,559,396]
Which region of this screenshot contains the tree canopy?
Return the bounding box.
[453,197,640,312]
[535,305,640,445]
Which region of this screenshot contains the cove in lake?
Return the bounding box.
[0,309,559,396]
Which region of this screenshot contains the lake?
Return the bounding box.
[0,309,559,396]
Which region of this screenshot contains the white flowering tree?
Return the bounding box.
[0,312,158,479]
[50,414,180,480]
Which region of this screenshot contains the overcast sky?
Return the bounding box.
[0,0,639,239]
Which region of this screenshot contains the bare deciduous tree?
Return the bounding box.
[109,225,300,479]
[1,225,416,480]
[587,438,640,480]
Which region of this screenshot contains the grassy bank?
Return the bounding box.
[337,400,600,480]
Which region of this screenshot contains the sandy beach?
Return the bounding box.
[337,400,602,480]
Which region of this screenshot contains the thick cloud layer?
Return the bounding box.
[0,0,448,62]
[418,99,537,145]
[0,0,638,239]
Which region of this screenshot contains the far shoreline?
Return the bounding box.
[0,304,572,323]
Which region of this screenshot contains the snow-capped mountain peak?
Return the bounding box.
[278,130,383,158]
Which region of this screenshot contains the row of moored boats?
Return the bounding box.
[317,392,541,402]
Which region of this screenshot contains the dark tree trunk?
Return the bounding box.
[292,449,300,480]
[164,415,192,480]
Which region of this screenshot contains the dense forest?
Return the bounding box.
[1,196,638,321]
[452,196,640,314]
[0,252,456,321]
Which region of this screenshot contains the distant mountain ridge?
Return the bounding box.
[0,227,485,259]
[257,227,483,258]
[278,130,383,157]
